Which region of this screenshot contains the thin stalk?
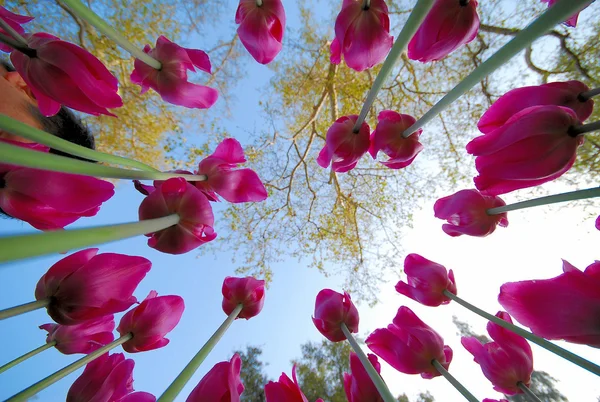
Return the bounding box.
[7,334,132,402]
[0,115,159,171]
[362,0,371,10]
[487,186,600,215]
[403,0,593,137]
[0,214,180,264]
[256,0,263,5]
[341,323,396,402]
[443,290,600,377]
[0,18,28,45]
[578,87,600,101]
[0,141,207,181]
[352,0,435,132]
[158,304,243,402]
[518,382,543,402]
[59,0,161,69]
[0,299,49,321]
[431,359,479,402]
[0,342,56,375]
[0,33,31,54]
[569,120,600,136]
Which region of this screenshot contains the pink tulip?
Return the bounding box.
[461,311,533,395]
[138,177,217,254]
[312,289,359,342]
[467,105,584,195]
[35,248,151,325]
[395,254,457,307]
[330,0,393,71]
[186,354,245,402]
[407,0,480,63]
[366,306,453,379]
[235,0,285,64]
[265,365,324,402]
[39,315,115,355]
[0,6,33,53]
[343,352,384,402]
[130,35,218,109]
[120,393,157,402]
[11,33,122,117]
[369,110,423,169]
[117,290,185,353]
[499,260,600,348]
[539,0,592,27]
[596,215,600,231]
[317,115,370,172]
[195,138,268,203]
[222,276,266,319]
[433,189,508,237]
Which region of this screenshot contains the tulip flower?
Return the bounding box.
[35,248,151,325]
[317,115,370,172]
[10,32,123,117]
[186,354,244,402]
[265,365,323,402]
[39,315,115,355]
[117,290,185,353]
[461,312,533,395]
[407,0,480,63]
[0,6,33,53]
[130,35,218,109]
[499,259,600,348]
[222,276,266,319]
[433,189,508,237]
[343,352,384,402]
[467,105,584,195]
[195,138,267,203]
[395,254,457,306]
[369,110,423,169]
[235,0,285,64]
[539,0,591,27]
[366,306,453,379]
[120,393,157,402]
[138,177,217,254]
[312,289,359,342]
[596,215,600,231]
[330,0,393,71]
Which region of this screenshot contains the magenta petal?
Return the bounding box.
[119,392,157,402]
[211,138,247,164]
[212,168,267,203]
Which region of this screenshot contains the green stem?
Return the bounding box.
[6,334,132,402]
[0,214,180,264]
[0,33,31,54]
[157,304,243,402]
[579,87,600,101]
[431,359,479,402]
[60,0,161,69]
[0,342,56,375]
[402,0,593,137]
[569,120,600,136]
[518,382,543,402]
[0,115,159,172]
[487,186,600,215]
[0,18,28,45]
[0,141,207,181]
[341,323,396,402]
[443,290,600,377]
[0,299,49,321]
[352,0,435,132]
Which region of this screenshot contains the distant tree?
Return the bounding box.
[234,346,271,402]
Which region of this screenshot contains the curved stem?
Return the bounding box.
[157,304,243,402]
[518,382,543,402]
[443,290,600,377]
[0,214,180,264]
[0,299,49,321]
[431,359,479,402]
[0,342,55,375]
[341,323,396,402]
[403,0,593,137]
[487,186,600,215]
[59,0,161,69]
[569,120,600,136]
[0,18,28,45]
[578,87,600,101]
[6,334,132,402]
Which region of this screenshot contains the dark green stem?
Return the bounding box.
[431,359,479,402]
[578,87,600,101]
[0,18,28,45]
[0,299,49,321]
[0,342,55,374]
[518,382,543,402]
[569,120,600,136]
[487,186,600,214]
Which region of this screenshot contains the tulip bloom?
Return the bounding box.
[461,312,533,395]
[330,0,393,71]
[407,0,480,63]
[138,177,217,254]
[366,306,453,379]
[0,6,33,53]
[369,110,423,169]
[499,260,600,348]
[433,189,508,237]
[195,138,267,203]
[539,0,591,27]
[235,0,285,64]
[312,289,359,342]
[317,115,370,173]
[186,354,244,402]
[222,276,266,319]
[40,315,115,355]
[596,215,600,231]
[131,35,217,109]
[395,254,457,307]
[11,33,122,116]
[344,352,384,402]
[265,365,323,402]
[35,248,151,325]
[467,105,584,195]
[120,393,157,402]
[117,290,185,353]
